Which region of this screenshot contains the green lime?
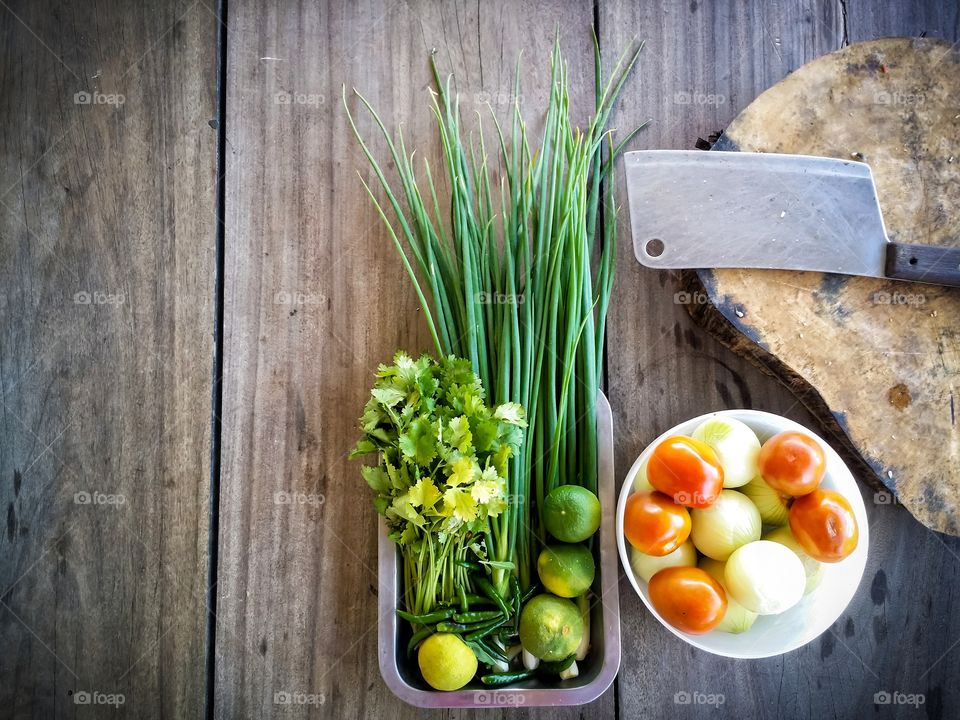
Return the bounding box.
[519,594,584,661]
[417,633,477,691]
[537,543,596,598]
[543,485,602,542]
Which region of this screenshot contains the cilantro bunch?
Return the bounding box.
[352,352,526,614]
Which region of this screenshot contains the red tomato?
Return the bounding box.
[648,567,727,634]
[759,431,826,497]
[789,489,859,563]
[647,436,723,508]
[623,491,691,557]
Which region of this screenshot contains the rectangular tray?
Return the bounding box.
[377,392,620,708]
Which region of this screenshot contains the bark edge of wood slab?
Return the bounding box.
[698,37,960,535]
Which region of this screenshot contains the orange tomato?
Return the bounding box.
[647,436,723,508]
[623,491,691,557]
[648,566,727,634]
[759,431,826,497]
[789,489,858,563]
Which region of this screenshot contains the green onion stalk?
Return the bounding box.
[346,33,646,593]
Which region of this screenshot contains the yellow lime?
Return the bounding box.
[543,485,602,542]
[537,543,596,598]
[519,593,584,661]
[417,633,477,691]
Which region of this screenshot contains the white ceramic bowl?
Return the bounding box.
[616,409,869,659]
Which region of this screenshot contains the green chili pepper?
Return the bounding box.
[436,621,472,633]
[510,575,522,620]
[474,576,511,617]
[440,594,492,608]
[479,636,509,665]
[464,616,508,641]
[452,610,502,624]
[456,560,485,573]
[480,669,536,686]
[466,639,500,668]
[464,593,494,605]
[396,607,455,625]
[538,653,576,675]
[406,626,434,657]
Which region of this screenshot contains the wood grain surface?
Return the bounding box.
[602,2,960,719]
[4,1,960,719]
[0,1,217,718]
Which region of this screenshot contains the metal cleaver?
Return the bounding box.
[624,150,960,287]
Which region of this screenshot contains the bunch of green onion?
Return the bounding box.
[346,34,645,592]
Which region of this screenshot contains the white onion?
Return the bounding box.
[724,540,805,615]
[764,525,824,594]
[632,459,654,493]
[690,490,761,561]
[699,557,758,634]
[739,475,790,526]
[691,417,760,488]
[629,540,696,583]
[522,648,539,670]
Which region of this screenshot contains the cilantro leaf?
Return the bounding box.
[494,401,527,427]
[361,465,390,494]
[350,439,378,458]
[353,352,528,614]
[470,477,502,504]
[442,487,478,523]
[391,494,426,527]
[408,478,441,509]
[447,457,479,487]
[470,417,500,452]
[384,459,409,491]
[446,416,473,453]
[398,416,438,465]
[399,523,418,545]
[371,386,405,407]
[443,356,480,386]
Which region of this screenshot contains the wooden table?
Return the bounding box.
[2,2,958,718]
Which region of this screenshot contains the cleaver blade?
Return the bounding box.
[624,150,960,287]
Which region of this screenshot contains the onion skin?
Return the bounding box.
[724,540,805,615]
[691,418,761,488]
[698,557,759,634]
[763,525,824,594]
[630,540,697,583]
[632,460,654,493]
[739,475,790,526]
[690,490,762,561]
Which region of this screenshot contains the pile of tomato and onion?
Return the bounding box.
[624,418,859,635]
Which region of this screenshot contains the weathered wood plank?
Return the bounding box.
[0,1,217,718]
[215,0,619,717]
[846,0,959,42]
[601,1,960,718]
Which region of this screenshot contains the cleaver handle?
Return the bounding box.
[885,243,960,287]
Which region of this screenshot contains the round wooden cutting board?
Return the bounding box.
[687,38,960,535]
